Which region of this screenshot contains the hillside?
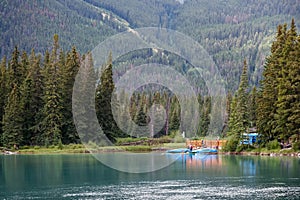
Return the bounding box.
[0,0,299,90]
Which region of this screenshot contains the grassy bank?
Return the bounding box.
[2,142,298,156]
[1,142,186,154]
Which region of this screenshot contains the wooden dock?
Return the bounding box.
[186,139,227,149]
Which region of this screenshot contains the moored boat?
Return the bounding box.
[166,148,190,153]
[2,150,18,155]
[191,148,218,154]
[166,148,217,154]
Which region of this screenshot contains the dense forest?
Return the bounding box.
[0,19,299,149]
[0,34,213,147]
[1,0,299,91]
[0,1,299,150]
[225,19,300,151]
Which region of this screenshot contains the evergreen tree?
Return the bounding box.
[227,95,242,136]
[96,53,119,142]
[2,84,23,148]
[237,59,250,130]
[197,95,211,137]
[134,102,148,137]
[258,19,300,144]
[128,93,138,136]
[19,49,44,145]
[169,95,180,133]
[248,87,257,127]
[275,19,299,140]
[287,31,300,139]
[227,59,250,139]
[20,51,29,83]
[41,35,63,146]
[73,53,104,144]
[60,47,80,144]
[221,92,232,136]
[29,50,44,144]
[7,46,21,90]
[115,89,131,136]
[0,57,8,146]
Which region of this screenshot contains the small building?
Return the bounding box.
[240,133,259,145]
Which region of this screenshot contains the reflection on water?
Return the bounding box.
[94,152,178,173]
[0,154,299,199]
[171,153,223,169]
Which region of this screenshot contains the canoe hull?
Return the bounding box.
[166,148,217,154]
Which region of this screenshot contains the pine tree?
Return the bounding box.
[248,87,257,127]
[0,56,8,146]
[7,46,21,90]
[237,59,250,130]
[258,19,300,144]
[19,49,44,145]
[2,84,23,148]
[29,50,44,144]
[60,46,80,144]
[73,53,104,144]
[41,35,63,146]
[169,95,180,133]
[227,59,250,140]
[275,19,299,139]
[96,53,119,142]
[221,92,232,136]
[197,95,211,137]
[287,31,300,139]
[115,89,131,137]
[20,51,29,83]
[134,102,148,137]
[227,95,243,136]
[2,47,29,148]
[128,93,138,136]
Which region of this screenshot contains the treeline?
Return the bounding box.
[257,19,300,145]
[226,19,300,151]
[0,34,214,148]
[112,88,213,139]
[0,35,81,147]
[1,20,299,150]
[1,0,298,93]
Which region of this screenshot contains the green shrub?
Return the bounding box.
[115,137,139,145]
[158,136,172,143]
[236,144,255,152]
[122,145,152,152]
[34,146,40,150]
[70,144,84,149]
[223,137,239,152]
[58,140,63,150]
[87,141,99,149]
[116,136,172,146]
[290,134,299,142]
[292,141,300,151]
[266,139,280,150]
[20,145,30,149]
[170,131,185,143]
[44,138,49,148]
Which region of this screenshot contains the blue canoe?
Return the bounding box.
[192,148,218,154]
[166,148,190,153]
[166,148,217,154]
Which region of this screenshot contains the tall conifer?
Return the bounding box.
[96,53,119,142]
[41,35,62,146]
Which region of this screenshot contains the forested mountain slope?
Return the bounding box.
[1,0,299,90]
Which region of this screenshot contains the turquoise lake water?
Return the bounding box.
[0,153,299,199]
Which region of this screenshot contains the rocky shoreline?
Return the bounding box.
[219,151,300,157]
[1,146,300,157]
